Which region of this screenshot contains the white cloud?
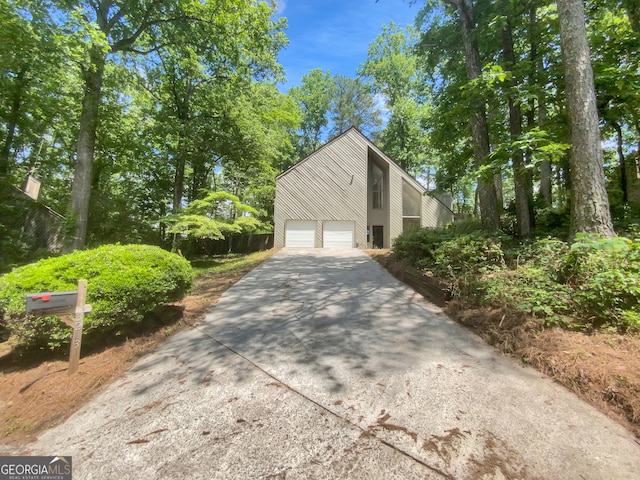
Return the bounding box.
[373,92,391,125]
[275,0,287,15]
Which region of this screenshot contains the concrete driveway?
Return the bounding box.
[27,249,640,479]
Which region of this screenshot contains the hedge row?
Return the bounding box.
[0,244,193,350]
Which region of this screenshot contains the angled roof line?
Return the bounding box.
[10,185,65,219]
[277,126,455,215]
[362,131,455,214]
[361,131,426,193]
[277,126,415,183]
[276,127,358,180]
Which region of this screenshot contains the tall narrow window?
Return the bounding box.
[372,165,383,209]
[402,180,421,217]
[402,179,421,232]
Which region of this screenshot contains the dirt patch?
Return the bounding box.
[368,250,640,440]
[0,249,275,450]
[520,329,640,432]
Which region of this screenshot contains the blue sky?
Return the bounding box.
[274,0,421,92]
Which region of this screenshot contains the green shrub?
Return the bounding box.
[430,234,506,300]
[395,223,507,300]
[393,225,449,264]
[502,237,569,272]
[482,266,574,327]
[393,224,640,334]
[431,234,506,276]
[0,244,193,350]
[535,207,570,238]
[480,235,640,332]
[561,235,640,332]
[481,237,574,325]
[393,219,484,264]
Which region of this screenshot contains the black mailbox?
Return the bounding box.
[26,291,78,314]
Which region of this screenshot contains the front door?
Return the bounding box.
[372,225,384,249]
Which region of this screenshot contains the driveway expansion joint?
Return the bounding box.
[194,324,452,479]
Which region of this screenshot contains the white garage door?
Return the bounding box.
[323,221,355,248]
[285,220,316,247]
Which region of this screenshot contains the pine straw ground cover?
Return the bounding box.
[369,249,640,440]
[0,249,276,451]
[2,247,638,450]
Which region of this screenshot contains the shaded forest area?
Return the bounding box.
[1,0,639,267]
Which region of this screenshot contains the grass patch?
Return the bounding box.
[191,249,276,278]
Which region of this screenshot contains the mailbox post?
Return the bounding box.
[68,279,88,374]
[25,279,91,375]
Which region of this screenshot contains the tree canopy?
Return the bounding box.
[0,0,298,259]
[406,0,639,237]
[2,0,638,263]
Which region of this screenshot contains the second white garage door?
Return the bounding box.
[322,221,355,248]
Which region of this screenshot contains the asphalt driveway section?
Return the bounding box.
[23,247,640,479]
[196,248,640,479]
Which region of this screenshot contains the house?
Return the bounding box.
[274,127,454,249]
[5,185,65,254]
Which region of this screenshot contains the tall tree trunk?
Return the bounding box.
[558,154,571,207]
[69,48,106,250]
[635,121,640,179]
[528,4,553,208]
[557,0,615,238]
[159,201,166,242]
[173,149,186,213]
[189,166,198,203]
[612,121,628,202]
[523,109,537,228]
[168,65,192,211]
[502,9,532,237]
[171,129,188,253]
[445,0,500,230]
[0,67,27,181]
[494,172,503,212]
[473,186,479,216]
[538,102,553,207]
[623,0,640,33]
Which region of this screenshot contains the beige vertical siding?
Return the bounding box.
[275,127,454,249]
[274,129,368,247]
[422,195,455,227]
[388,166,404,247]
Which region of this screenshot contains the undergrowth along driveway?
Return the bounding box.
[368,249,640,440]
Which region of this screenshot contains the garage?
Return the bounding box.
[322,221,355,248]
[285,220,316,247]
